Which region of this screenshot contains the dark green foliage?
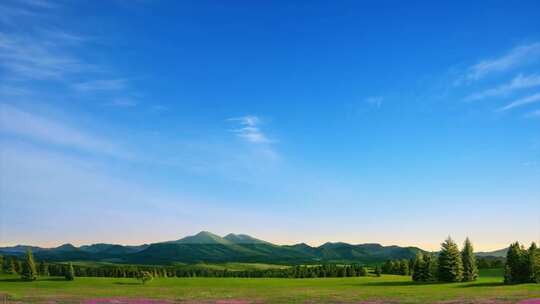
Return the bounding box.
[527,243,540,283]
[8,258,17,274]
[477,256,504,269]
[412,252,437,282]
[0,255,3,273]
[412,252,425,281]
[423,253,437,282]
[504,241,540,284]
[39,261,49,276]
[65,262,75,281]
[505,242,527,284]
[438,237,463,282]
[381,259,407,275]
[16,260,23,274]
[34,261,375,279]
[504,264,512,284]
[461,238,478,282]
[374,265,382,277]
[21,248,37,281]
[399,259,410,275]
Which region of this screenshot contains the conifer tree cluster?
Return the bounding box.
[410,237,479,283]
[381,259,412,275]
[504,242,540,284]
[411,252,436,282]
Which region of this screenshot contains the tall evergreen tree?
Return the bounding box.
[412,252,425,282]
[505,242,528,284]
[65,262,75,281]
[438,237,464,282]
[21,248,37,281]
[461,237,478,282]
[422,253,437,282]
[527,242,540,283]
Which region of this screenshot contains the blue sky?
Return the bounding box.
[0,0,539,251]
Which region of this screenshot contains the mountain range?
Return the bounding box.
[0,231,506,265]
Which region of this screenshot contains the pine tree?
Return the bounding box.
[412,252,425,281]
[0,255,3,273]
[65,263,75,281]
[422,253,437,282]
[505,242,528,284]
[461,238,478,282]
[438,237,464,282]
[21,248,37,281]
[527,242,540,283]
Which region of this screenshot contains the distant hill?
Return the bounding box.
[224,233,269,244]
[476,248,508,257]
[173,231,234,245]
[0,231,433,265]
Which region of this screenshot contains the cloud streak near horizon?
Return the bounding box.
[0,104,129,159]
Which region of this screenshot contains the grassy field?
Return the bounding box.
[1,269,539,303]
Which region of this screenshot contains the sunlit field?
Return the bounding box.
[1,269,539,303]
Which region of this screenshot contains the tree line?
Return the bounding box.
[1,250,375,279]
[382,237,478,282]
[381,237,540,285]
[2,238,538,284]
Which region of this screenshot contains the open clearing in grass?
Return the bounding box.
[1,269,539,303]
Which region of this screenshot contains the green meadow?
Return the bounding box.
[1,269,539,303]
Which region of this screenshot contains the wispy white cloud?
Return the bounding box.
[73,79,128,92]
[497,92,540,112]
[0,104,129,158]
[464,42,540,82]
[365,96,383,108]
[228,115,271,144]
[0,1,45,26]
[0,31,92,80]
[465,74,540,101]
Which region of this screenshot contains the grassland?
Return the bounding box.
[1,269,539,303]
